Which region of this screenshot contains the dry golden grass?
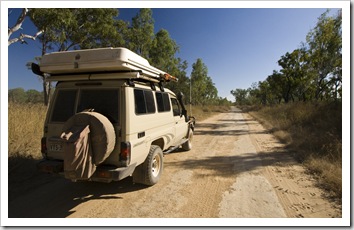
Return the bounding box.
[8,102,47,159]
[245,101,342,200]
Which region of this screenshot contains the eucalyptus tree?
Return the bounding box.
[306,10,342,100]
[190,59,218,105]
[277,48,312,103]
[265,70,286,104]
[230,88,249,105]
[29,8,120,53]
[149,29,179,72]
[127,8,155,58]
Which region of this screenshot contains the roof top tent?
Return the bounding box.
[31,47,178,83]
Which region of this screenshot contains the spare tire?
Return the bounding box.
[62,111,116,165]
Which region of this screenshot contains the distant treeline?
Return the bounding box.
[8,88,45,104]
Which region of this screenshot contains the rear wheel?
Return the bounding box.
[133,145,163,186]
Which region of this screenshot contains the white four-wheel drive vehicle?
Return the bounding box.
[31,47,195,185]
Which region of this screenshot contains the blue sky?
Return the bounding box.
[5,4,342,101]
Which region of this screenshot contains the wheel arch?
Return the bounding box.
[151,138,165,151]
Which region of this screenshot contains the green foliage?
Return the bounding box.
[165,59,191,104]
[8,88,27,104]
[26,89,43,103]
[190,59,218,105]
[149,29,179,72]
[127,8,155,57]
[9,88,44,104]
[230,88,249,105]
[29,8,120,52]
[306,10,342,100]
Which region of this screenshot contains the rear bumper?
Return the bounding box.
[37,160,136,183]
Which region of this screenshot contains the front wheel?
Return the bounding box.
[133,145,163,186]
[182,128,193,151]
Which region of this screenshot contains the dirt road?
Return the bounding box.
[8,107,341,221]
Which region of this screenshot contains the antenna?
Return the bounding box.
[190,76,192,116]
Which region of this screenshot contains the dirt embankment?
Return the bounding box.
[7,107,341,222]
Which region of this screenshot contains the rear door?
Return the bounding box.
[46,83,121,164]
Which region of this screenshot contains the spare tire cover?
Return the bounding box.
[62,112,116,165]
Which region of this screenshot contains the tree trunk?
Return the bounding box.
[41,73,51,106]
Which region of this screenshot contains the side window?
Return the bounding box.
[171,98,181,117]
[134,89,156,115]
[156,92,171,112]
[134,89,146,114]
[51,89,77,122]
[145,90,155,113]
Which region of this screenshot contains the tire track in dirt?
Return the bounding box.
[217,109,286,217]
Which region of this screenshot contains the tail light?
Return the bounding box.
[41,137,47,157]
[120,142,131,166]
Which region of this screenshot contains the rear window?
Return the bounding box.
[77,89,119,124]
[50,89,119,124]
[51,89,77,122]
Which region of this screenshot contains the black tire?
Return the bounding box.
[182,128,193,151]
[133,145,163,186]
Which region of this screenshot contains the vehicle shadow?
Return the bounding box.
[193,117,274,137]
[8,155,147,218]
[165,147,297,178]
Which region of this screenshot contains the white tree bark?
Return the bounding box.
[8,8,43,46]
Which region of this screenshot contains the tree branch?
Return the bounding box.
[8,30,44,46]
[8,8,44,46]
[8,8,28,39]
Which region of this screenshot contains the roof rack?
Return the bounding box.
[31,47,178,83]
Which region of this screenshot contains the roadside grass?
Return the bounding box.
[8,102,47,159]
[242,102,342,200]
[8,102,50,201]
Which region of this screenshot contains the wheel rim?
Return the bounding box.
[151,154,161,177]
